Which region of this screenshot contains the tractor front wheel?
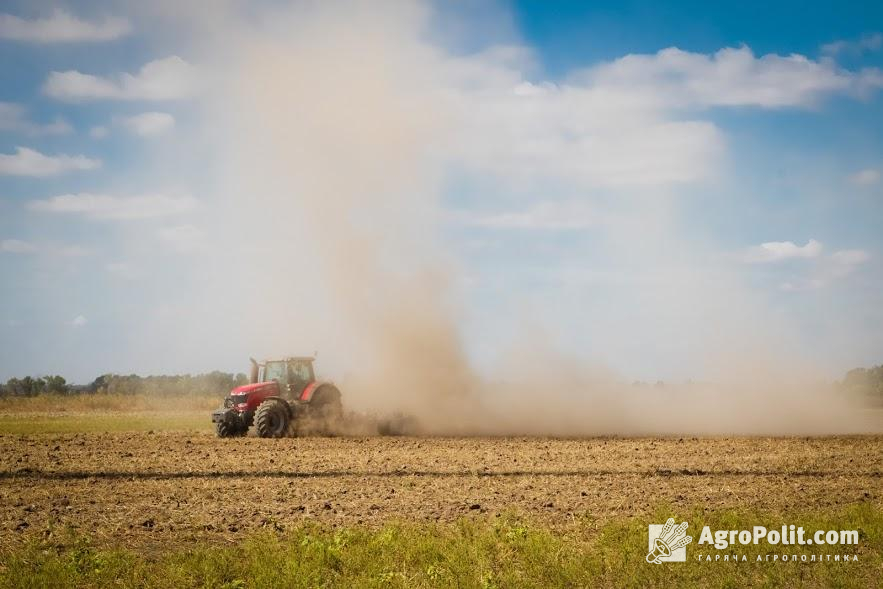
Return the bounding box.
[215,420,245,438]
[255,399,290,438]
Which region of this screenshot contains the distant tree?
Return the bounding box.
[2,378,22,396]
[88,374,112,393]
[44,375,68,395]
[4,376,44,396]
[841,365,883,406]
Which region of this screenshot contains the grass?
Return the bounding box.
[0,412,211,434]
[0,503,879,588]
[0,393,218,413]
[0,393,219,433]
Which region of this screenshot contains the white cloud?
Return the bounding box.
[0,239,36,254]
[43,56,197,102]
[117,112,175,136]
[829,249,870,268]
[89,125,108,139]
[457,201,598,230]
[744,239,823,263]
[450,52,723,189]
[0,147,100,176]
[446,44,883,192]
[69,315,87,328]
[822,33,883,56]
[0,10,130,43]
[582,46,880,109]
[28,193,198,220]
[157,224,206,253]
[848,168,880,186]
[0,102,71,136]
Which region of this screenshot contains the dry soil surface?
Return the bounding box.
[1,433,881,549]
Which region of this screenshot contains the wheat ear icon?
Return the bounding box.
[646,518,693,564]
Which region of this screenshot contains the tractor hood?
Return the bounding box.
[231,381,279,395]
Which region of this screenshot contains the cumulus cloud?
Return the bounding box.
[28,193,197,220]
[117,112,175,136]
[446,44,883,192]
[0,147,100,176]
[0,102,71,136]
[744,239,823,263]
[449,51,724,189]
[0,239,36,254]
[848,168,880,186]
[583,46,881,109]
[822,33,883,56]
[43,56,197,101]
[0,10,129,43]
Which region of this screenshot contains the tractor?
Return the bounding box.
[211,356,342,438]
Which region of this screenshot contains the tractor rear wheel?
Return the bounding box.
[311,385,343,419]
[307,385,343,435]
[255,399,290,438]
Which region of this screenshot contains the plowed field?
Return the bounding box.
[2,430,880,550]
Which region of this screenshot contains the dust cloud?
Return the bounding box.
[153,0,877,436]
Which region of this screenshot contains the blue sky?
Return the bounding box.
[0,1,881,383]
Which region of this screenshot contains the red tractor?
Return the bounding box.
[211,356,342,438]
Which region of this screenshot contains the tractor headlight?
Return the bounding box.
[231,393,249,405]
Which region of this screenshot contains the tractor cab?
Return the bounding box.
[251,357,315,400]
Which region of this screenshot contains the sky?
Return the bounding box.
[0,0,881,384]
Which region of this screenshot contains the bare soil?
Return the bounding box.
[1,433,880,550]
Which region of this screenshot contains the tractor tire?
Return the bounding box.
[255,399,290,438]
[308,385,343,436]
[311,385,343,419]
[215,420,244,438]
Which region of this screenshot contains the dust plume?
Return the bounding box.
[194,1,481,429]
[148,0,878,435]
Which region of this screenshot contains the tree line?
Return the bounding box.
[0,372,248,397]
[841,365,883,404]
[1,365,882,402]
